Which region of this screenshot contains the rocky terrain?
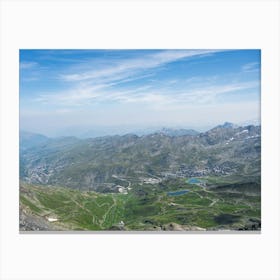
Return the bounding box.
[19,123,261,231]
[20,123,260,192]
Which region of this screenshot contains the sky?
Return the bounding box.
[20,49,261,137]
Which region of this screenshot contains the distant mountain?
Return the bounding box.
[238,119,260,127]
[20,124,261,191]
[157,127,199,137]
[213,122,237,129]
[20,131,49,151]
[202,123,260,146]
[80,126,200,138]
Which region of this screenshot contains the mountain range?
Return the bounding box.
[20,123,261,192]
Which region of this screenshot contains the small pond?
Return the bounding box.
[187,178,203,184]
[167,190,189,196]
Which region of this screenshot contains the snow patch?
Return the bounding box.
[47,217,58,222]
[235,129,248,136]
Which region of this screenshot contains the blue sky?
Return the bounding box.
[20,49,260,137]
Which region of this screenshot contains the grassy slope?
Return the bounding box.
[20,176,261,231]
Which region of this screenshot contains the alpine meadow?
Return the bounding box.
[19,49,261,231]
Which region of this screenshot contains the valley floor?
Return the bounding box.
[19,175,261,232]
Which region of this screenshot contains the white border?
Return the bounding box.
[1,1,279,279]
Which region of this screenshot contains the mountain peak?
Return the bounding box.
[221,122,235,128]
[157,127,199,137]
[213,122,237,130]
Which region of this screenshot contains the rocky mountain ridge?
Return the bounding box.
[20,124,261,192]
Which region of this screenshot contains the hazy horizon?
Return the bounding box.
[20,119,261,139]
[20,49,261,137]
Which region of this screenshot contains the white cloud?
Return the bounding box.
[20,61,38,69]
[59,50,222,82]
[20,50,261,136]
[34,79,259,111]
[20,100,260,136]
[177,81,259,104]
[34,50,246,108]
[242,62,260,72]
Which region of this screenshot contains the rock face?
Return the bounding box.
[161,223,206,231]
[20,206,55,231]
[20,124,261,191]
[20,131,49,151]
[156,127,199,137]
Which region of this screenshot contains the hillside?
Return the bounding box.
[19,124,261,231]
[20,125,260,192]
[20,178,260,231]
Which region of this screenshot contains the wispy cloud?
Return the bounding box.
[40,49,232,108]
[117,81,259,107]
[178,81,259,103]
[60,50,221,83]
[20,49,261,135]
[20,61,38,69]
[34,79,259,110]
[242,62,260,73]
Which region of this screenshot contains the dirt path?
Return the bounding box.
[100,196,117,226]
[145,172,161,180]
[70,197,92,215]
[209,199,218,207]
[70,194,115,227]
[112,175,131,188]
[189,191,203,199]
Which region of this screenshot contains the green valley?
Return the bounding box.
[20,173,261,231]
